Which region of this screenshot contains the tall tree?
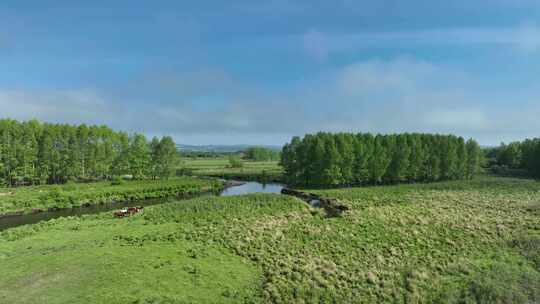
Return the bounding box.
[386,135,411,183]
[456,137,468,180]
[369,135,391,184]
[466,139,481,179]
[128,134,151,179]
[0,119,179,186]
[280,136,301,185]
[281,132,479,187]
[154,136,178,179]
[336,133,354,185]
[321,136,343,187]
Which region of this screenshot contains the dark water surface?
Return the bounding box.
[0,181,285,231]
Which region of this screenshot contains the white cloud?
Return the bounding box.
[0,89,121,123]
[336,58,437,96]
[1,58,539,145]
[296,58,540,143]
[423,109,490,130]
[300,22,540,59]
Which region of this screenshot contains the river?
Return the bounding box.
[0,181,285,231]
[220,182,284,196]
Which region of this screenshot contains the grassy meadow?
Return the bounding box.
[0,177,222,216]
[182,157,283,182]
[1,175,538,303]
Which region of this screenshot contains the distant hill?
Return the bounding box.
[177,144,282,153]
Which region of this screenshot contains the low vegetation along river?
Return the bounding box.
[0,181,285,231]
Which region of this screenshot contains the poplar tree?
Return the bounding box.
[0,119,179,186]
[386,135,411,183]
[466,139,481,179]
[336,133,354,185]
[128,134,151,179]
[407,135,425,181]
[150,137,161,180]
[370,135,390,184]
[353,133,373,184]
[321,135,343,186]
[456,137,468,180]
[281,132,479,187]
[155,136,178,179]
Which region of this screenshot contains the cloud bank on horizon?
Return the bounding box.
[1,0,539,146]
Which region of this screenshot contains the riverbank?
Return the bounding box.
[199,171,283,183]
[280,188,349,217]
[0,177,223,217]
[0,179,288,231]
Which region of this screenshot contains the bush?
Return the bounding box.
[63,182,78,191]
[39,186,70,209]
[176,168,193,177]
[228,156,243,168]
[110,177,125,186]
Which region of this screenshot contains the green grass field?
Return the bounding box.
[0,177,221,216]
[182,158,283,182]
[0,214,261,303]
[1,175,539,303]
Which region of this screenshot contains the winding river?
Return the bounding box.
[0,181,285,231]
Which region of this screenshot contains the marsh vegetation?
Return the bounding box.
[1,175,539,303]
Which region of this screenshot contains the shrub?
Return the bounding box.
[63,182,78,191]
[110,177,125,186]
[38,186,70,209]
[176,168,193,177]
[228,156,244,168]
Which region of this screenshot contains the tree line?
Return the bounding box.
[491,139,540,177]
[281,132,481,187]
[244,147,280,161]
[0,119,178,187]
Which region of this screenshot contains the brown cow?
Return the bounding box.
[114,206,144,218]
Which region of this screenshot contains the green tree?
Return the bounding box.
[321,135,343,186]
[149,137,161,180]
[228,155,244,168]
[497,142,522,168]
[281,132,479,187]
[440,136,459,180]
[466,139,481,179]
[310,134,327,186]
[521,139,540,177]
[456,137,468,180]
[154,136,178,179]
[386,135,411,183]
[128,134,151,179]
[335,133,354,185]
[407,135,426,181]
[352,133,373,184]
[369,135,391,184]
[245,147,280,161]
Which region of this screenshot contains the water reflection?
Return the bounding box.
[220,182,284,196]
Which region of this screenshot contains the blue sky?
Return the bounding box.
[1,1,540,145]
